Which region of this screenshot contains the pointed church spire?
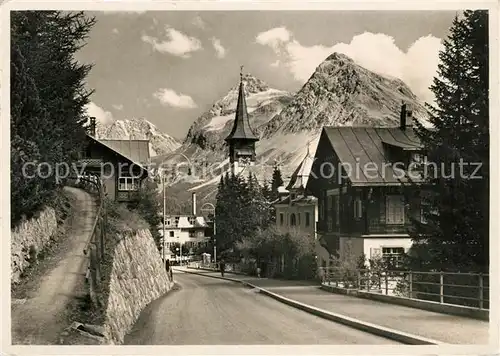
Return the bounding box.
[225,67,259,142]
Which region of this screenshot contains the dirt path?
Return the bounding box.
[11,187,98,345]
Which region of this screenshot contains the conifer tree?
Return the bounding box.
[409,11,489,272]
[11,11,95,224]
[270,164,284,201]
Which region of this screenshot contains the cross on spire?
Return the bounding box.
[240,65,244,81]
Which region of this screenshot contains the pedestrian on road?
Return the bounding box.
[318,267,325,284]
[220,259,226,277]
[165,259,173,282]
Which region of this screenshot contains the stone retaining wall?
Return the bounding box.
[11,207,58,284]
[103,229,173,344]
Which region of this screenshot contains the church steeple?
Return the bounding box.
[225,66,259,175]
[225,66,259,142]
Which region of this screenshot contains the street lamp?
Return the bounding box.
[201,202,217,264]
[159,152,193,268]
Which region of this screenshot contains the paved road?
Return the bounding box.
[11,187,97,344]
[124,272,399,345]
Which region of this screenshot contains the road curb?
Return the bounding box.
[177,268,445,345]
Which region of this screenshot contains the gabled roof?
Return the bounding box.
[286,145,315,191]
[87,135,150,171]
[98,139,150,166]
[225,77,259,142]
[320,126,424,186]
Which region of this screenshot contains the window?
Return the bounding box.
[353,197,362,219]
[326,195,333,231]
[118,177,139,191]
[166,220,171,226]
[382,247,405,268]
[290,213,297,226]
[305,212,311,227]
[386,195,405,224]
[280,213,284,226]
[189,231,195,237]
[169,231,174,237]
[420,206,427,224]
[334,196,340,226]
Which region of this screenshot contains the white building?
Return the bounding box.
[158,192,210,260]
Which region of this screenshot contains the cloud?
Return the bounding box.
[211,37,226,59]
[112,104,124,110]
[112,28,119,34]
[255,27,443,104]
[192,15,206,30]
[153,88,197,109]
[256,27,291,50]
[85,102,114,125]
[142,27,202,58]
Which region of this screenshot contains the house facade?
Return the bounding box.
[159,193,211,260]
[273,147,330,269]
[76,117,150,202]
[306,104,426,267]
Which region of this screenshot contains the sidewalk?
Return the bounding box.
[179,268,489,344]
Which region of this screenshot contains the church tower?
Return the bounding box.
[225,67,259,175]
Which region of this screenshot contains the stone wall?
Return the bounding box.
[103,229,173,344]
[11,207,58,284]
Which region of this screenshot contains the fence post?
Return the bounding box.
[385,272,388,295]
[367,270,371,292]
[357,270,361,290]
[478,273,484,309]
[409,271,413,298]
[440,272,444,304]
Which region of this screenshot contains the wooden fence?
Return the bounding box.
[66,174,107,307]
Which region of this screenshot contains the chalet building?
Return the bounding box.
[77,117,150,202]
[306,104,426,267]
[159,193,210,260]
[225,70,259,175]
[273,146,330,269]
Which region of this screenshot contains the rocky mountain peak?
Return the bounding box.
[261,52,428,137]
[96,117,180,156]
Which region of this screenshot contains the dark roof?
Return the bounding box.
[322,126,424,186]
[274,194,318,206]
[98,139,150,166]
[87,135,150,171]
[225,81,259,142]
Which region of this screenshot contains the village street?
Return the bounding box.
[123,271,399,345]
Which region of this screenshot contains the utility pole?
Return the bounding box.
[162,175,166,267]
[213,216,217,264]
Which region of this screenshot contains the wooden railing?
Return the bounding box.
[320,267,489,310]
[66,175,107,307]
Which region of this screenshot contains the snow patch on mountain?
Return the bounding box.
[96,118,181,156]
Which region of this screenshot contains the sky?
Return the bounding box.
[77,11,457,141]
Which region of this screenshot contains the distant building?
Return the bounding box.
[76,117,150,202]
[225,69,259,176]
[273,146,329,270]
[307,103,427,267]
[158,193,210,259]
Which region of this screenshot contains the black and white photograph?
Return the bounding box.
[2,1,498,354]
